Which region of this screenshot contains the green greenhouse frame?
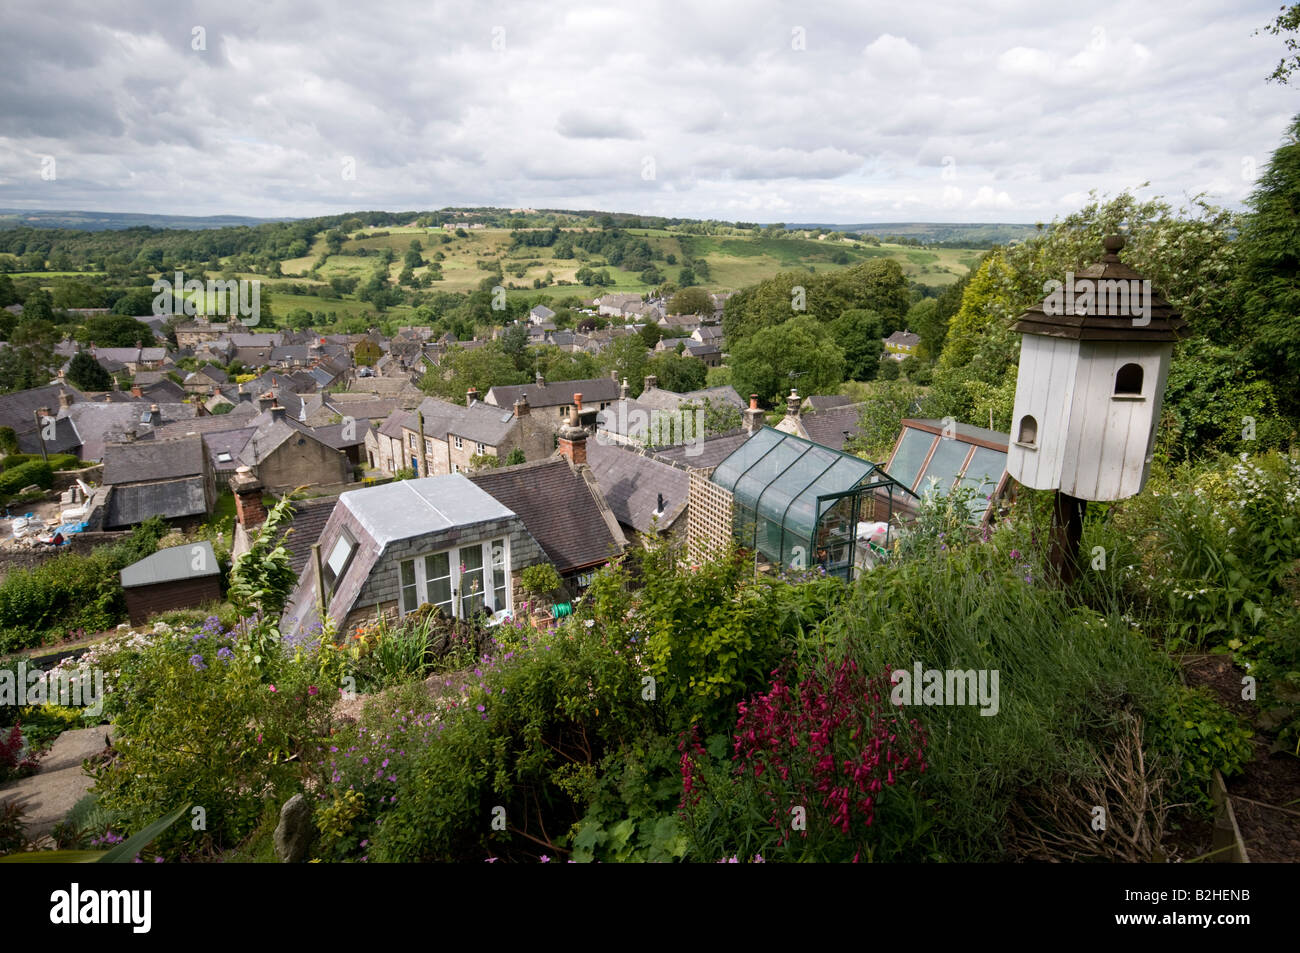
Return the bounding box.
[710,427,919,579]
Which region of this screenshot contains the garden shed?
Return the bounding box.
[120,540,222,625]
[709,427,917,579]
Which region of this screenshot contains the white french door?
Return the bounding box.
[399,538,510,619]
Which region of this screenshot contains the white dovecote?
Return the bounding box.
[1005,235,1185,502]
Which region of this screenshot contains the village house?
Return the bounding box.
[483,372,622,426]
[278,473,550,643]
[100,434,216,530]
[884,329,921,361]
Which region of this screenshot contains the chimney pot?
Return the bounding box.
[467,386,478,407]
[643,375,658,392]
[535,371,545,387]
[786,388,801,418]
[620,378,629,400]
[513,394,530,417]
[749,394,759,410]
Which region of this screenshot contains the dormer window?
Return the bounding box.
[1017,415,1038,448]
[1114,363,1144,397]
[323,529,357,594]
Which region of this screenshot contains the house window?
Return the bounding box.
[408,433,417,449]
[476,443,486,455]
[399,538,509,620]
[1017,415,1038,448]
[216,451,233,464]
[454,435,463,450]
[425,438,435,454]
[1115,363,1144,396]
[324,530,358,594]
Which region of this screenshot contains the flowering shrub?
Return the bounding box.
[680,659,932,862]
[91,619,334,856]
[0,723,40,783]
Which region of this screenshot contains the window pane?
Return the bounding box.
[425,552,451,612]
[888,428,935,490]
[489,539,507,611]
[917,439,971,498]
[460,545,484,616]
[400,559,418,614]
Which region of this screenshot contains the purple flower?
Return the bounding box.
[216,647,234,662]
[539,855,551,863]
[189,654,207,671]
[1010,549,1021,560]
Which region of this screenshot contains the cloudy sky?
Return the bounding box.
[0,0,1295,224]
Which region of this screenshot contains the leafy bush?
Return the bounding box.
[1149,687,1254,810]
[360,618,649,862]
[0,724,40,783]
[519,564,562,601]
[0,517,167,651]
[0,459,52,501]
[91,620,334,856]
[681,658,934,862]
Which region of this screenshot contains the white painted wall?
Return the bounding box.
[1006,335,1079,491]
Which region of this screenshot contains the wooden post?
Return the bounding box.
[1049,490,1086,586]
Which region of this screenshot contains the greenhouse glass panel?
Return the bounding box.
[734,439,806,514]
[712,427,783,494]
[917,439,972,497]
[957,446,1007,519]
[889,427,936,489]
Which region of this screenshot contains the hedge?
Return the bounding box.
[0,460,53,501]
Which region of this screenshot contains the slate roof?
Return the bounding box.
[799,404,865,452]
[651,430,752,470]
[584,441,689,534]
[102,435,207,485]
[803,394,853,411]
[121,541,219,587]
[282,497,340,574]
[485,376,621,410]
[65,401,200,461]
[105,477,209,528]
[884,330,920,348]
[470,459,626,573]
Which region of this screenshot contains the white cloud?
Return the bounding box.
[0,0,1291,223]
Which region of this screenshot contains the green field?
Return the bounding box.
[273,225,980,298]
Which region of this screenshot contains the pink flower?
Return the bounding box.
[269,684,278,693]
[308,685,319,696]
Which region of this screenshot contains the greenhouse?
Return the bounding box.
[710,427,918,579]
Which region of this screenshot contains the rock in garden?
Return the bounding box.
[273,793,314,863]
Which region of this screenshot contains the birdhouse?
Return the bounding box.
[1005,236,1185,502]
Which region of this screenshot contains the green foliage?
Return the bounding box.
[420,342,527,402]
[844,379,924,462]
[92,622,331,856]
[1235,114,1300,418]
[644,350,707,393]
[728,314,845,404]
[832,308,884,381]
[1149,688,1254,810]
[0,517,167,651]
[0,459,52,501]
[365,618,647,862]
[65,351,113,392]
[227,496,299,669]
[668,287,713,315]
[520,563,562,600]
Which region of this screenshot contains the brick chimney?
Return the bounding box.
[785,388,801,419]
[643,374,658,393]
[230,466,267,530]
[258,391,275,411]
[557,393,587,466]
[743,394,765,433]
[619,377,629,400]
[270,405,285,422]
[513,393,530,417]
[535,371,545,388]
[131,385,143,398]
[467,386,478,407]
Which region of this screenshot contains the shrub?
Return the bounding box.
[681,659,934,862]
[91,621,334,856]
[362,618,649,862]
[0,459,52,501]
[519,563,562,602]
[0,724,41,783]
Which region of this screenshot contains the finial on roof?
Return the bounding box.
[1102,234,1124,260]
